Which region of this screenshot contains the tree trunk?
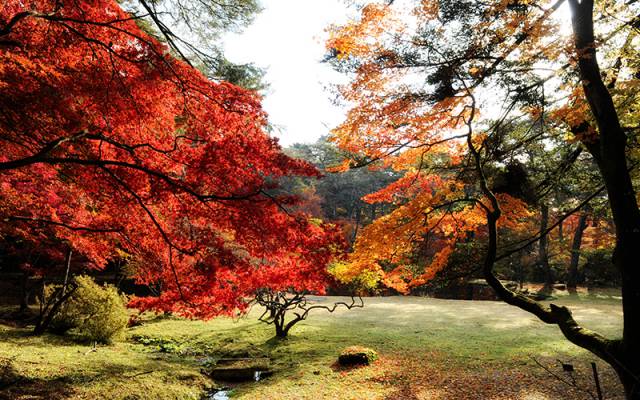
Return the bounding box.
[33,281,77,335]
[19,273,30,313]
[273,314,299,338]
[568,0,640,397]
[33,290,72,335]
[567,213,588,294]
[537,204,553,294]
[558,220,563,242]
[464,2,640,397]
[274,322,286,338]
[351,206,362,245]
[618,368,640,400]
[272,310,289,338]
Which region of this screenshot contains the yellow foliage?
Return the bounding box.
[325,0,633,293]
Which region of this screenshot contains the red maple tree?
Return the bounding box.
[0,0,342,321]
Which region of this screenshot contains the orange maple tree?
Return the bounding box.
[327,0,640,396]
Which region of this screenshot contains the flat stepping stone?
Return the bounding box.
[207,358,272,382]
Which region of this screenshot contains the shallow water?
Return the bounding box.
[207,371,264,399]
[210,391,230,400]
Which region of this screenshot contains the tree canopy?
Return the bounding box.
[326,0,640,396]
[0,0,342,319]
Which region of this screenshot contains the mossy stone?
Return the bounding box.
[338,346,378,366]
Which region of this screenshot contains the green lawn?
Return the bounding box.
[0,295,625,399]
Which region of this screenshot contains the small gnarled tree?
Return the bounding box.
[255,288,363,338]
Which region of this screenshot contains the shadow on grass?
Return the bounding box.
[0,357,75,400]
[0,307,38,329]
[0,325,96,348]
[0,349,205,400]
[0,376,75,400]
[0,323,209,399]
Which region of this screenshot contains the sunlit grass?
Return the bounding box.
[0,295,624,399]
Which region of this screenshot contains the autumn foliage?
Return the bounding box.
[0,0,342,317]
[326,0,627,294]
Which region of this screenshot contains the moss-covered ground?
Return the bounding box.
[0,294,625,399]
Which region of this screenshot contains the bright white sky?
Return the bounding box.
[223,0,352,146]
[222,1,574,147]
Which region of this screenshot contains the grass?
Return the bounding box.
[0,294,625,399]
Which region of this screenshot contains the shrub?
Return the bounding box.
[50,275,129,343]
[46,285,78,335]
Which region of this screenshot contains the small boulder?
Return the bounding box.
[338,346,378,366]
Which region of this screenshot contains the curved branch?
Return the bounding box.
[6,216,123,233]
[458,78,618,370]
[0,11,34,37]
[4,156,263,202]
[0,132,90,170]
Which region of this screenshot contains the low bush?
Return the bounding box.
[49,275,128,343]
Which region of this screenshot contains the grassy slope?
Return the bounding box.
[0,295,625,400]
